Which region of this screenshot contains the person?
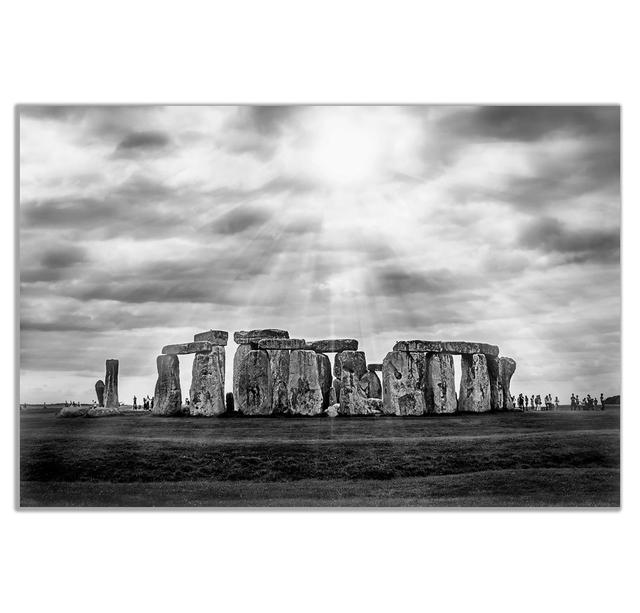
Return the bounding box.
[530,395,535,410]
[600,393,605,410]
[185,397,190,406]
[517,393,524,410]
[555,396,559,409]
[524,395,529,410]
[133,395,137,410]
[150,397,154,409]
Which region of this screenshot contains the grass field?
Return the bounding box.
[19,406,620,507]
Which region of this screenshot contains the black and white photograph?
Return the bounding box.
[18,104,620,507]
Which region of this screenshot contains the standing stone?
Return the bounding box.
[269,349,290,414]
[486,355,502,410]
[153,354,182,416]
[339,364,370,415]
[360,371,382,399]
[329,384,337,406]
[382,351,427,416]
[332,379,341,403]
[233,344,253,407]
[225,392,234,413]
[104,359,119,408]
[95,380,105,407]
[458,353,491,413]
[316,353,333,410]
[288,350,324,416]
[190,346,225,416]
[237,350,272,415]
[499,357,517,410]
[425,353,457,413]
[334,350,367,380]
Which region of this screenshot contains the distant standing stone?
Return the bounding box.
[425,353,456,413]
[329,384,337,406]
[269,349,290,414]
[332,379,341,403]
[367,363,383,372]
[334,350,367,380]
[458,353,491,413]
[153,354,182,416]
[193,329,229,345]
[237,349,272,415]
[316,353,333,409]
[225,392,235,413]
[338,365,370,415]
[288,349,324,416]
[382,351,426,416]
[104,359,119,408]
[190,345,226,416]
[95,379,105,407]
[499,357,517,410]
[360,371,382,399]
[486,355,501,410]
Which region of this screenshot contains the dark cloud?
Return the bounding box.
[519,217,619,263]
[116,130,171,152]
[242,106,300,135]
[40,245,87,268]
[447,106,620,143]
[19,105,86,121]
[210,205,271,235]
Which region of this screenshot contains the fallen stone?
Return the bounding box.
[499,357,517,410]
[162,341,212,355]
[393,340,499,356]
[104,359,119,408]
[458,353,491,413]
[305,339,358,353]
[193,329,228,345]
[237,349,272,415]
[86,407,122,418]
[189,345,226,416]
[334,350,367,379]
[153,354,182,416]
[382,351,427,416]
[95,379,105,407]
[258,338,306,350]
[232,344,253,405]
[367,363,383,372]
[425,353,457,413]
[360,371,382,399]
[288,350,324,415]
[234,329,289,344]
[269,349,290,414]
[316,353,333,410]
[486,355,502,410]
[325,404,339,417]
[57,406,89,418]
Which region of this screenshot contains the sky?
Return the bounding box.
[19,105,620,404]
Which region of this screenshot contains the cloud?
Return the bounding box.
[116,130,172,152]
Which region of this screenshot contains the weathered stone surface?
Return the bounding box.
[338,365,369,415]
[258,338,306,350]
[306,339,358,353]
[365,398,384,414]
[162,341,212,355]
[57,406,89,418]
[189,345,225,416]
[367,363,383,372]
[329,384,337,406]
[425,353,457,413]
[86,407,121,418]
[105,359,119,408]
[233,344,252,405]
[332,379,341,403]
[288,350,323,415]
[193,329,228,345]
[486,355,501,410]
[334,350,367,379]
[153,355,182,416]
[326,404,339,417]
[316,353,333,410]
[382,351,427,416]
[499,357,517,410]
[234,329,289,344]
[393,340,499,357]
[269,349,290,414]
[237,350,272,415]
[360,371,382,399]
[458,353,491,413]
[95,380,105,407]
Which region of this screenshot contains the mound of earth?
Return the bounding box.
[57,406,89,418]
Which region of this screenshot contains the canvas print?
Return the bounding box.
[18,105,620,507]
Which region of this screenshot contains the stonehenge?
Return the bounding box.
[144,328,516,418]
[94,380,105,407]
[104,359,119,408]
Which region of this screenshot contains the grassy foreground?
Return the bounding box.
[19,406,620,507]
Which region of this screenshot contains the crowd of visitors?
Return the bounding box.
[514,392,606,411]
